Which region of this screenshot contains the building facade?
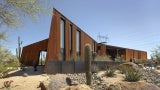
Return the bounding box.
[97,43,147,61]
[21,9,147,66]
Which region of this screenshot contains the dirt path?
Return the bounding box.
[0,66,50,90]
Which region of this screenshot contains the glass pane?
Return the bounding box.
[60,20,64,49]
[76,30,81,60]
[76,31,80,52]
[60,19,65,60]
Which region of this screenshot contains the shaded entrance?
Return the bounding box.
[39,51,47,66]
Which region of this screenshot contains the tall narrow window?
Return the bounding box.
[69,25,72,58]
[76,30,81,60]
[60,19,65,60]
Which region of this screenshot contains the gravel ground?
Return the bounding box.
[142,67,160,87]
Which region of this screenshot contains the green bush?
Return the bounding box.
[94,55,111,61]
[119,66,129,74]
[125,68,142,82]
[92,65,100,73]
[106,68,116,77]
[0,61,19,78]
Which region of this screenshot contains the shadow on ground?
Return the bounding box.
[7,66,45,77]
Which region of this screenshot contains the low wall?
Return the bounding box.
[45,60,124,74]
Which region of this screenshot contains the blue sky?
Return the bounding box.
[4,0,160,59]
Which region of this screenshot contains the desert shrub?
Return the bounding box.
[125,68,142,82]
[92,65,100,73]
[119,66,129,74]
[94,55,111,61]
[0,61,19,78]
[106,68,116,77]
[136,59,150,64]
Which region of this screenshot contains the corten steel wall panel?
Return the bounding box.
[21,39,48,65]
[65,20,70,61]
[80,31,85,60]
[97,44,106,56]
[72,25,77,60]
[141,51,147,60]
[125,49,129,61]
[125,49,147,61]
[101,44,106,55]
[46,9,97,61]
[133,50,138,59]
[122,50,126,59]
[125,49,133,61]
[144,51,147,59]
[46,10,61,61]
[81,32,95,60]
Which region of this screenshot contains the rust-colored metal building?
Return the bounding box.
[21,9,97,66]
[97,43,147,61]
[21,9,147,66]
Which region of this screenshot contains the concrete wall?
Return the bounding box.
[45,61,124,74]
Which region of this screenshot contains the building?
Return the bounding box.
[21,9,147,67]
[97,43,147,61]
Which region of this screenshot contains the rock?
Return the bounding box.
[66,77,72,86]
[61,84,92,90]
[157,66,160,70]
[157,83,160,87]
[66,72,109,90]
[117,62,139,71]
[108,84,121,90]
[71,81,79,85]
[138,64,144,68]
[142,68,160,86]
[0,73,3,78]
[48,74,69,90]
[108,81,160,90]
[23,73,28,77]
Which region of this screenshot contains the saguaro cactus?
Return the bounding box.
[16,36,22,63]
[85,44,92,85]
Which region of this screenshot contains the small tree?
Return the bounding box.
[0,0,52,28]
[151,46,160,65]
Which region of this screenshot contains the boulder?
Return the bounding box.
[108,84,121,90]
[157,66,160,70]
[48,74,70,90]
[61,84,92,90]
[23,73,28,77]
[117,62,139,71]
[138,64,144,68]
[108,81,160,90]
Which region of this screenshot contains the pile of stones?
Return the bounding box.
[142,69,160,87]
[67,73,108,90]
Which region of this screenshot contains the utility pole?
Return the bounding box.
[97,32,109,44]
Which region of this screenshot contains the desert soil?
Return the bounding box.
[0,66,160,90]
[0,66,50,90]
